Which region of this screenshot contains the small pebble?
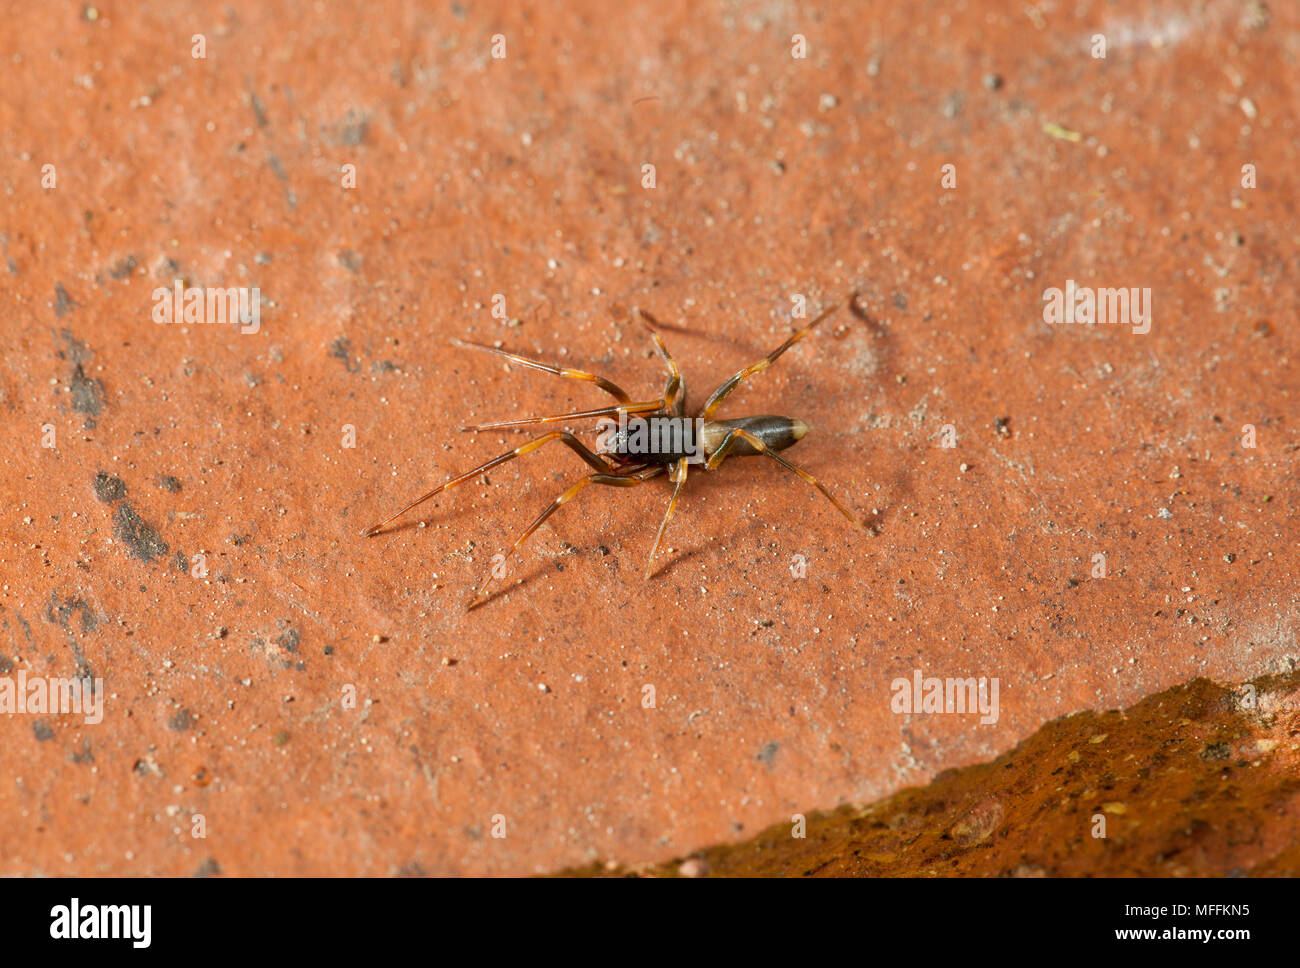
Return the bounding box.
[679,858,708,878]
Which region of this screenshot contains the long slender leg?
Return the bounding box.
[451,337,633,402]
[461,398,666,432]
[645,457,689,579]
[462,311,687,432]
[704,429,864,530]
[698,299,845,419]
[459,318,685,431]
[469,465,667,608]
[636,309,685,416]
[362,432,614,537]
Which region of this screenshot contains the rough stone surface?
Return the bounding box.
[0,1,1295,874]
[568,672,1300,876]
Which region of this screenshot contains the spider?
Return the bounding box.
[363,297,867,607]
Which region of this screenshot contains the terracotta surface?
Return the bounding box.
[1,0,1295,875]
[569,670,1300,876]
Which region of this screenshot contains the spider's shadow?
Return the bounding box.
[476,541,705,610]
[361,496,482,538]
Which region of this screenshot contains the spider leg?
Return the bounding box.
[460,399,666,432]
[705,428,864,529]
[645,457,689,579]
[451,337,633,402]
[636,309,685,416]
[468,464,667,608]
[698,299,845,419]
[362,431,613,537]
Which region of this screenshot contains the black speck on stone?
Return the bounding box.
[109,254,138,279]
[337,249,362,272]
[69,364,105,420]
[983,72,1003,91]
[33,721,55,741]
[0,654,12,675]
[173,550,188,574]
[54,282,76,317]
[45,593,98,634]
[61,329,91,362]
[93,471,126,503]
[330,336,360,373]
[112,504,169,563]
[169,708,193,731]
[157,475,182,493]
[276,625,301,654]
[892,292,908,310]
[340,113,368,147]
[249,90,269,128]
[756,740,779,768]
[195,858,221,877]
[1200,742,1231,761]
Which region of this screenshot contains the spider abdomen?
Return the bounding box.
[700,415,808,458]
[601,413,808,464]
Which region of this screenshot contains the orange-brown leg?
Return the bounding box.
[698,299,845,419]
[460,398,666,432]
[645,457,689,579]
[362,432,614,537]
[454,335,668,431]
[636,309,685,416]
[468,465,666,608]
[450,337,634,402]
[704,428,864,529]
